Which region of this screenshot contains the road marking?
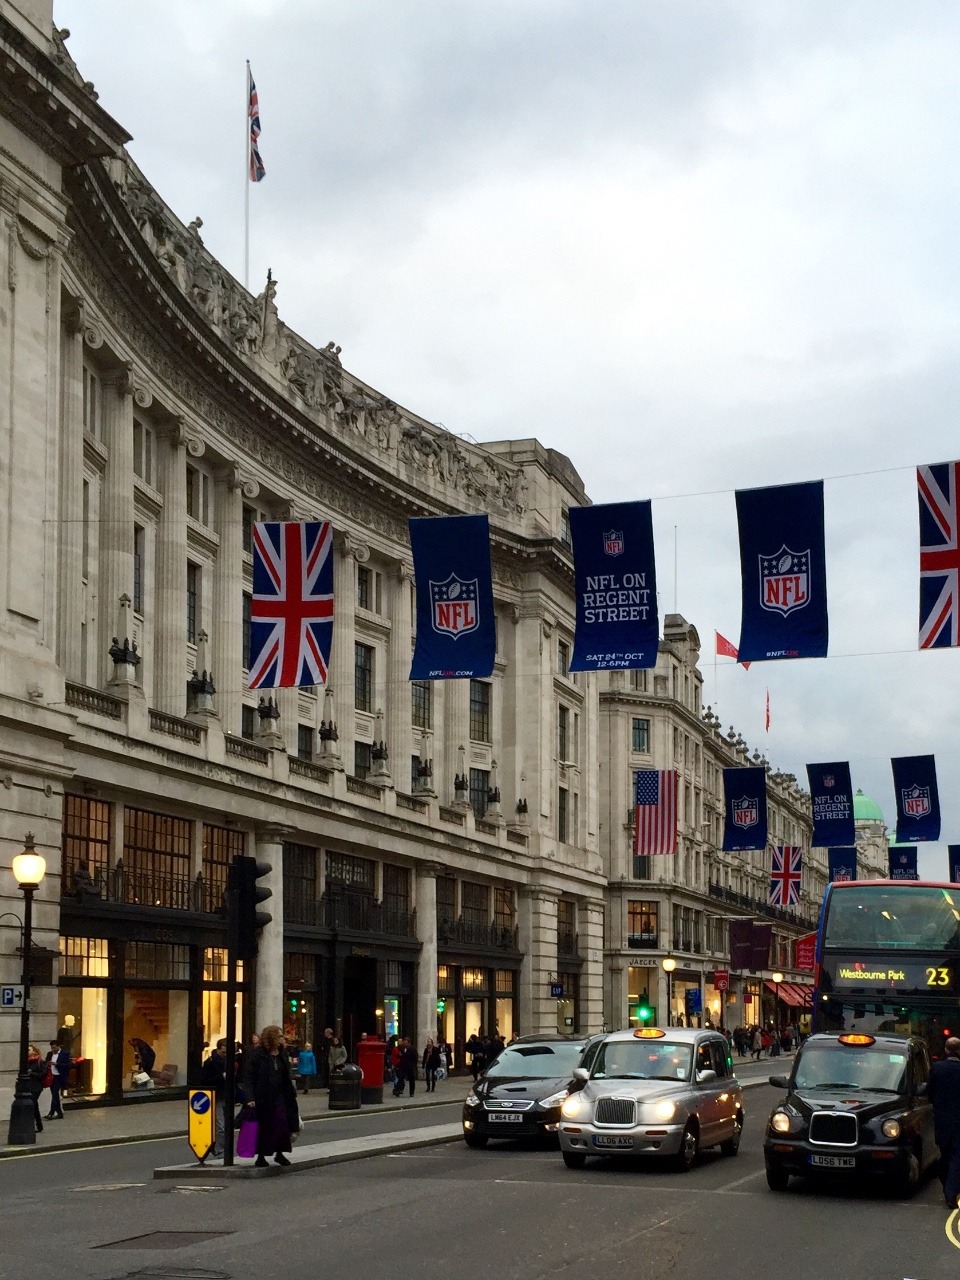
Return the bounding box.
[717,1168,767,1191]
[71,1183,145,1192]
[946,1207,960,1250]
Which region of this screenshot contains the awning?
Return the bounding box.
[764,980,814,1009]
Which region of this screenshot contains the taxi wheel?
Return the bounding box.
[720,1113,743,1156]
[673,1123,699,1172]
[898,1147,922,1197]
[464,1132,488,1149]
[562,1150,587,1170]
[766,1166,789,1192]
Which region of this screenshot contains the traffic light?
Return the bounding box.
[436,998,446,1014]
[637,1003,653,1023]
[289,998,298,1014]
[228,855,273,961]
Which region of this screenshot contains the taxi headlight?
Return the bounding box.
[561,1094,588,1120]
[539,1090,568,1110]
[771,1110,794,1134]
[881,1118,901,1139]
[651,1099,677,1121]
[464,1093,481,1108]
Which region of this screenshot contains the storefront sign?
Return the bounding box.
[550,983,564,998]
[794,932,816,971]
[188,1089,215,1161]
[712,970,729,991]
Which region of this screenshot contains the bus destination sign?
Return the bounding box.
[825,958,957,994]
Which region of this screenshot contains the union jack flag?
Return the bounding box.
[248,522,334,689]
[248,65,266,183]
[918,461,960,648]
[769,846,802,907]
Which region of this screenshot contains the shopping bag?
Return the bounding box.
[236,1118,259,1158]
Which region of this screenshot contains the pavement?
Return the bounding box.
[0,1048,798,1178]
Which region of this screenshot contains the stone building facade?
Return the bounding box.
[0,3,604,1106]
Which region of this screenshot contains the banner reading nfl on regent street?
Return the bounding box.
[569,500,659,672]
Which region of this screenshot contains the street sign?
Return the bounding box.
[0,985,24,1011]
[713,970,730,992]
[188,1089,215,1161]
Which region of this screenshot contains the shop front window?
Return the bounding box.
[57,985,108,1097]
[123,987,189,1091]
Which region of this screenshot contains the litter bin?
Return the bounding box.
[357,1039,386,1105]
[328,1062,362,1110]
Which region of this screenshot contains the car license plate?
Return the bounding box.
[809,1154,855,1168]
[488,1113,524,1123]
[594,1135,633,1149]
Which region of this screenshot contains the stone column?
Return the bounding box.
[254,825,290,1031]
[387,562,413,789]
[98,366,135,688]
[213,466,247,734]
[415,863,442,1053]
[444,679,470,805]
[57,300,85,678]
[518,886,559,1037]
[331,535,357,770]
[580,899,605,1034]
[606,963,626,1035]
[155,420,188,715]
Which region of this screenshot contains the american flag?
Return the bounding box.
[918,461,960,648]
[248,522,334,689]
[248,65,266,183]
[769,846,802,907]
[633,770,678,856]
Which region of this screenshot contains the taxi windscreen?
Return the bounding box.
[484,1043,585,1078]
[592,1040,693,1081]
[793,1042,907,1093]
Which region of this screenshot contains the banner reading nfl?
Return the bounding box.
[569,501,659,671]
[891,753,941,844]
[888,846,919,880]
[735,479,828,662]
[805,761,855,847]
[827,848,858,882]
[722,765,768,852]
[409,514,496,680]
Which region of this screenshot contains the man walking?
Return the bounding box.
[199,1039,228,1157]
[45,1040,70,1119]
[928,1035,960,1210]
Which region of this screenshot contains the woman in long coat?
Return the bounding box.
[243,1024,300,1168]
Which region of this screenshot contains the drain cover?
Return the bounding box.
[98,1231,233,1250]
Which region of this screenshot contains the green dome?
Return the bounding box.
[853,789,884,823]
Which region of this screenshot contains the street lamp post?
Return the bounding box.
[662,957,677,1028]
[7,835,46,1146]
[772,971,784,1037]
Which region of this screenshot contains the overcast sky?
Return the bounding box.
[55,1,960,873]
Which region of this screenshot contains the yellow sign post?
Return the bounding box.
[188,1088,215,1162]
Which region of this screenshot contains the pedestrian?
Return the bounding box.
[199,1038,228,1157]
[391,1037,408,1097]
[466,1032,482,1080]
[761,1028,772,1057]
[422,1038,441,1092]
[436,1036,451,1079]
[27,1043,45,1133]
[296,1042,317,1094]
[45,1039,70,1118]
[128,1037,156,1077]
[928,1035,960,1210]
[328,1035,347,1078]
[242,1024,300,1169]
[319,1026,335,1088]
[399,1037,418,1097]
[750,1026,763,1061]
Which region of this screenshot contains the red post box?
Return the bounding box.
[356,1039,386,1105]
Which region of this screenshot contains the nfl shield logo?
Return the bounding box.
[603,529,624,557]
[733,796,758,829]
[430,574,479,640]
[759,546,810,617]
[835,866,851,882]
[902,784,931,818]
[823,774,835,788]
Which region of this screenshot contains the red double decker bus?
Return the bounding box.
[812,879,960,1061]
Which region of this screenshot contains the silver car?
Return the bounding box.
[558,1027,744,1171]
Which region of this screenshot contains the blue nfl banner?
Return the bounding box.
[949,846,960,884]
[827,848,858,882]
[891,754,941,843]
[888,846,919,881]
[722,766,768,852]
[735,480,828,662]
[569,501,659,671]
[409,514,496,680]
[806,762,855,847]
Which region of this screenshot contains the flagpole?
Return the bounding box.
[673,525,678,613]
[244,60,250,290]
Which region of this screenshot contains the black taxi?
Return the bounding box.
[764,1032,937,1194]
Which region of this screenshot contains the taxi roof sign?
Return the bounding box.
[837,1033,876,1047]
[633,1027,666,1039]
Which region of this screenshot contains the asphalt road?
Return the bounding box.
[2,1088,959,1279]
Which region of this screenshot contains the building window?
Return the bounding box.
[632,717,650,753]
[242,592,252,667]
[469,768,489,820]
[284,843,319,923]
[357,564,371,610]
[461,881,489,927]
[241,704,256,739]
[202,824,245,915]
[494,887,516,933]
[630,670,648,692]
[560,509,571,547]
[437,877,456,924]
[627,900,659,947]
[355,643,374,712]
[383,865,410,916]
[186,562,200,643]
[186,464,211,525]
[411,679,432,730]
[133,418,155,486]
[354,742,373,779]
[558,639,570,676]
[469,680,491,743]
[558,787,569,843]
[242,505,255,554]
[82,365,101,438]
[558,705,569,762]
[297,725,314,760]
[133,524,145,614]
[62,795,111,894]
[326,850,375,893]
[123,807,192,908]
